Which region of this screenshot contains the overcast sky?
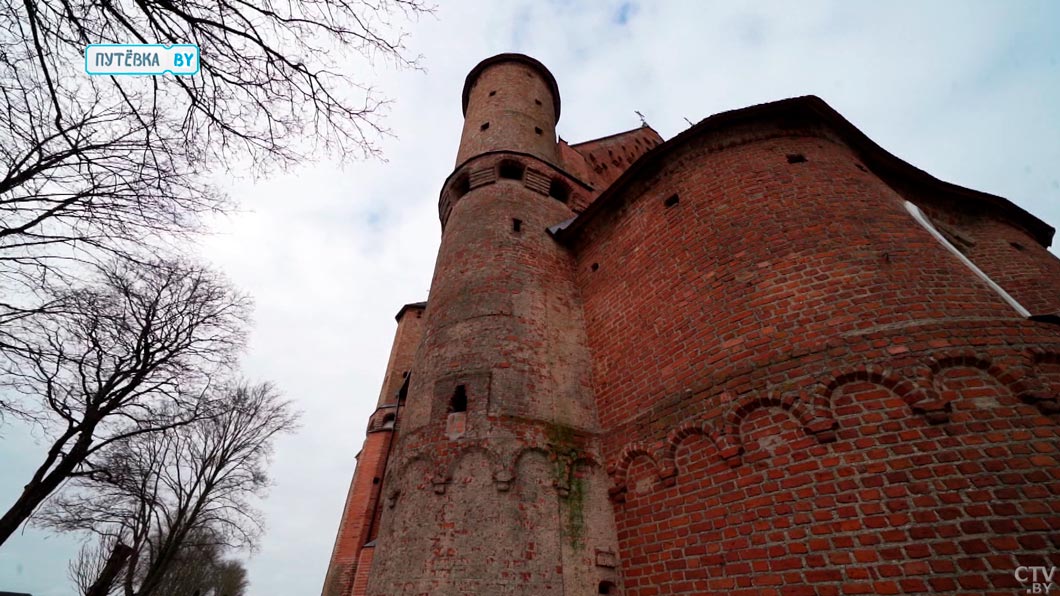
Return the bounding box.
[2,1,1059,595]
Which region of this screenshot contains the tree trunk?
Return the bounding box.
[0,431,91,547]
[87,542,134,596]
[0,488,46,546]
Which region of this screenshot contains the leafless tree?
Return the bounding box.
[0,0,401,576]
[210,559,249,596]
[9,0,431,164]
[0,69,226,319]
[143,540,250,596]
[0,258,249,546]
[39,382,297,596]
[70,537,134,596]
[71,537,122,596]
[0,0,432,318]
[71,534,250,596]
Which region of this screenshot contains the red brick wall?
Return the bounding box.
[375,306,425,407]
[567,126,664,190]
[367,167,624,594]
[351,55,1060,595]
[457,59,559,166]
[351,546,375,596]
[898,185,1060,317]
[611,353,1060,595]
[321,429,395,596]
[558,138,600,200]
[574,122,1022,434]
[321,307,422,596]
[403,164,594,433]
[569,118,1060,594]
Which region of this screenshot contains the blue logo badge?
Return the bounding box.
[85,44,199,76]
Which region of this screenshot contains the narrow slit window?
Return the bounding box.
[786,153,807,164]
[480,122,490,131]
[489,90,497,97]
[397,374,410,404]
[512,218,522,233]
[664,194,679,208]
[535,126,543,135]
[535,98,542,106]
[449,385,467,413]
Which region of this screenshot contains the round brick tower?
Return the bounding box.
[454,54,561,166]
[366,54,623,596]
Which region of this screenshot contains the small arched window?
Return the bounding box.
[381,414,395,429]
[548,178,570,203]
[498,160,525,181]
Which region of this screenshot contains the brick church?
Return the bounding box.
[322,53,1060,595]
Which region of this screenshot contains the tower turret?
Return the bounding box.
[455,53,561,166]
[365,54,622,596]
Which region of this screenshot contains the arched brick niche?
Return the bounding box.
[605,346,1060,595]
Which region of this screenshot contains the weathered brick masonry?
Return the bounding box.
[323,53,1060,595]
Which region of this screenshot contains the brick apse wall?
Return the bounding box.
[564,109,1060,595]
[323,53,1060,596]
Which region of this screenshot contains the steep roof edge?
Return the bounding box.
[555,95,1055,248]
[462,53,561,121]
[568,124,662,148]
[395,301,427,322]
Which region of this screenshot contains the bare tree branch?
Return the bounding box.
[39,382,296,596]
[0,0,432,335]
[0,258,249,546]
[70,533,250,596]
[71,536,128,596]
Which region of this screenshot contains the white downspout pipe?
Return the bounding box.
[904,200,1030,318]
